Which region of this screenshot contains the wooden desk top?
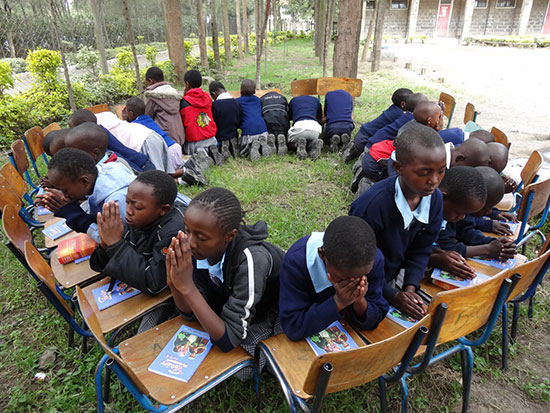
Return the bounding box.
[44,217,76,248]
[51,248,101,289]
[481,220,522,240]
[80,277,172,334]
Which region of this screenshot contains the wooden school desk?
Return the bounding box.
[43,217,76,248]
[50,249,101,289]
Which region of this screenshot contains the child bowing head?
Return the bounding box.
[279,216,388,341]
[166,187,284,380]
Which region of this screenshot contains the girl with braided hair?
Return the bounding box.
[166,187,284,380]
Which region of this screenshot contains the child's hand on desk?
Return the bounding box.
[329,274,366,312]
[432,251,476,279]
[495,211,518,223]
[39,176,53,188]
[393,286,426,320]
[97,200,124,248]
[35,188,68,212]
[166,231,194,294]
[491,220,513,236]
[498,237,516,260]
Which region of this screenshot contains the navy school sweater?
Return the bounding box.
[367,112,414,148]
[439,128,465,146]
[101,126,155,172]
[236,95,268,136]
[288,95,322,123]
[358,104,404,139]
[437,214,495,258]
[212,97,241,141]
[349,176,444,302]
[279,234,388,341]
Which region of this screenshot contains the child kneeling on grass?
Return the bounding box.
[166,187,284,380]
[90,170,186,295]
[279,216,388,341]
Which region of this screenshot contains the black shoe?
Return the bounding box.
[181,163,208,186]
[355,177,375,198]
[263,134,276,157]
[277,134,288,156]
[250,139,261,161]
[208,145,224,166]
[296,137,307,160]
[220,140,232,160]
[342,142,361,163]
[193,150,214,172]
[350,167,366,193]
[341,133,351,145]
[229,137,240,157]
[309,139,323,161]
[329,135,340,153]
[352,152,365,175]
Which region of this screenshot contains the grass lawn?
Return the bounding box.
[1,39,549,412]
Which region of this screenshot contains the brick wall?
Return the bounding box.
[527,0,549,33]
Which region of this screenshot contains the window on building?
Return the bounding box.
[366,1,375,9]
[474,0,488,7]
[496,0,516,7]
[390,0,408,10]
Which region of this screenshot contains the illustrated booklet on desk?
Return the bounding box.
[305,320,359,356]
[42,219,72,240]
[431,268,490,290]
[91,280,141,310]
[470,257,517,270]
[148,324,212,383]
[386,306,418,329]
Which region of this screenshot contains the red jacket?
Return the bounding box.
[179,88,217,142]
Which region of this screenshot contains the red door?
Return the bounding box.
[436,0,453,37]
[543,1,550,35]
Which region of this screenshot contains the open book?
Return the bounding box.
[148,324,212,383]
[91,280,141,311]
[306,321,359,356]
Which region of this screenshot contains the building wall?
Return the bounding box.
[360,0,549,38]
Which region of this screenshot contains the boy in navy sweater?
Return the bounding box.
[350,123,446,320]
[237,79,274,160]
[435,166,516,265]
[352,88,412,155]
[323,89,355,152]
[288,95,324,160]
[209,81,241,159]
[279,216,388,341]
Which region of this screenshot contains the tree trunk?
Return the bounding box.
[272,0,278,32]
[235,0,243,58]
[313,0,320,55]
[121,0,143,95]
[255,0,270,87]
[361,2,376,62]
[49,0,76,111]
[332,0,362,78]
[90,0,108,74]
[371,0,388,72]
[315,0,327,58]
[195,0,210,70]
[162,0,187,83]
[221,0,232,62]
[242,0,249,54]
[209,0,222,71]
[321,0,335,76]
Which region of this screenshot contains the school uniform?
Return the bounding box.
[279,233,388,341]
[212,92,241,142]
[361,139,395,182]
[350,176,443,302]
[260,91,290,137]
[101,126,155,172]
[367,112,414,148]
[236,95,268,154]
[473,208,501,232]
[323,89,354,139]
[437,215,495,258]
[54,161,136,243]
[90,203,186,294]
[354,104,404,151]
[180,88,218,154]
[439,128,468,146]
[287,95,323,145]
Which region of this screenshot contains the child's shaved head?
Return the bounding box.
[404,92,428,112]
[323,216,376,268]
[395,123,444,165]
[476,166,505,208]
[65,122,108,162]
[413,101,443,130]
[487,142,509,173]
[391,88,413,108]
[451,138,490,168]
[469,129,495,143]
[240,79,256,96]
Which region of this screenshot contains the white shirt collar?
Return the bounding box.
[394,178,432,230]
[445,142,454,169]
[216,92,233,100]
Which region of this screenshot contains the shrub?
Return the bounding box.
[26,48,62,87]
[146,45,158,66]
[1,58,28,74]
[0,61,14,95]
[156,60,177,84]
[75,46,100,76]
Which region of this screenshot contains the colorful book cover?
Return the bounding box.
[148,325,212,383]
[431,268,490,289]
[499,221,519,233]
[42,219,72,240]
[386,306,418,329]
[470,257,517,270]
[57,234,97,264]
[305,321,359,356]
[36,206,51,216]
[91,280,141,311]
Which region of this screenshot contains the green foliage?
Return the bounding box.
[114,50,134,71]
[145,45,158,66]
[0,61,14,95]
[464,35,549,48]
[25,48,62,86]
[74,46,100,76]
[1,58,28,74]
[156,60,177,84]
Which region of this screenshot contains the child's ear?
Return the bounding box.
[224,228,238,243]
[454,154,465,164]
[393,160,403,175]
[159,203,171,217]
[317,246,326,261]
